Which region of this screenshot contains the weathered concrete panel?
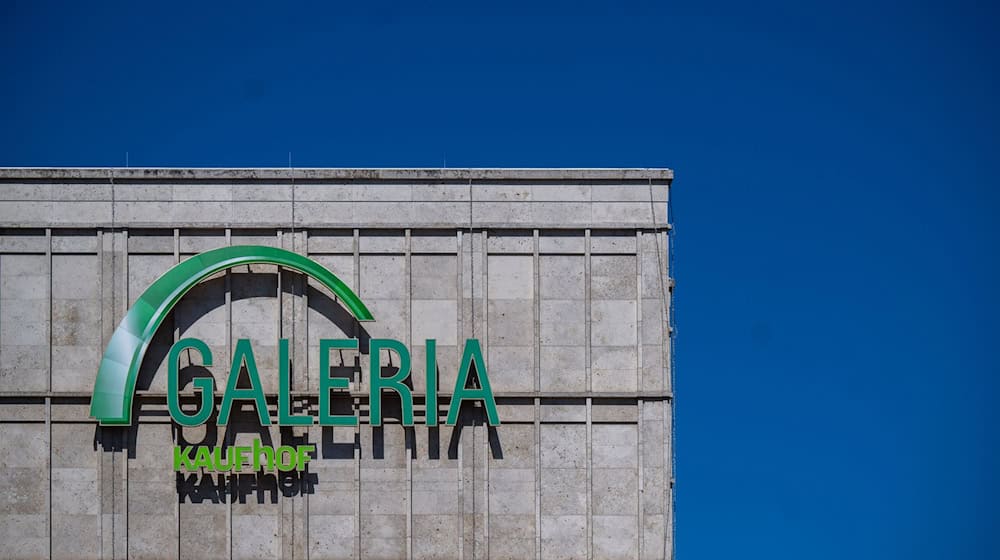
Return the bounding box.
[307,229,355,254]
[360,424,409,559]
[51,423,100,559]
[0,253,48,391]
[541,424,588,559]
[52,229,99,253]
[0,424,49,559]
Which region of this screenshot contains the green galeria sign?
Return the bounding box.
[89,246,499,472]
[164,336,497,428]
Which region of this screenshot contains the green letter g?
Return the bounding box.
[168,338,215,426]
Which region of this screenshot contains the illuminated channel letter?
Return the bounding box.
[425,339,438,427]
[446,339,500,426]
[369,338,414,426]
[278,339,312,426]
[167,338,214,427]
[319,339,359,426]
[218,339,270,426]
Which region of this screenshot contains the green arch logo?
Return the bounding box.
[89,245,373,425]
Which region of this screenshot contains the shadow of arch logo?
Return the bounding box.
[88,245,499,472]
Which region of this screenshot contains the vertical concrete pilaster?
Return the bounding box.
[533,230,541,560]
[353,228,362,560]
[405,228,413,560]
[45,392,52,559]
[482,230,489,560]
[278,230,293,560]
[97,227,129,560]
[637,232,645,560]
[456,229,465,560]
[586,396,593,560]
[120,228,129,560]
[45,229,51,391]
[45,228,52,557]
[225,228,233,560]
[584,230,593,560]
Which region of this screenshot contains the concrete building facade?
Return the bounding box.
[0,168,674,560]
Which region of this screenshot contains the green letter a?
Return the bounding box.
[446,339,500,425]
[218,339,271,426]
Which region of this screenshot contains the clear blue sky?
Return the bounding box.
[2,1,996,557]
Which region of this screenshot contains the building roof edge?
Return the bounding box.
[0,167,673,181]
